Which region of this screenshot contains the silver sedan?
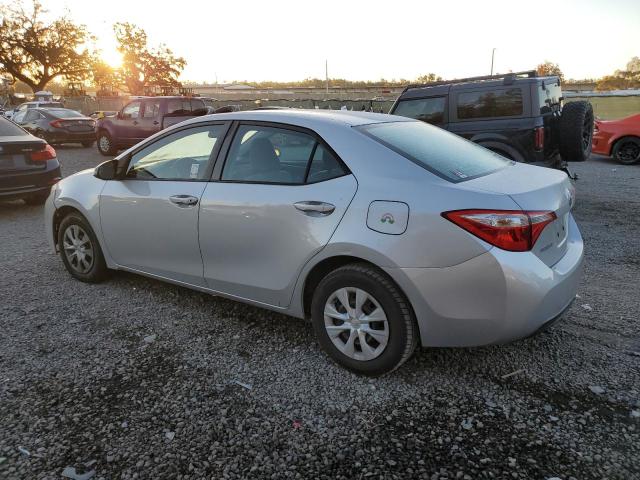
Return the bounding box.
[45,110,583,375]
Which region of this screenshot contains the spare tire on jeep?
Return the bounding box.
[559,101,594,162]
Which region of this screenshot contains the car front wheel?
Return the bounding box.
[58,212,109,283]
[311,263,418,376]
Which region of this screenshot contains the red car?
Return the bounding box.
[592,113,640,164]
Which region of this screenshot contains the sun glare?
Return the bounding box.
[101,48,123,68]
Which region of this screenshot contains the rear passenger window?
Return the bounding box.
[307,145,347,183]
[393,97,446,124]
[143,100,160,118]
[457,88,523,119]
[167,99,191,115]
[221,125,347,184]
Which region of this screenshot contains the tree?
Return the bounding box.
[415,73,443,83]
[90,60,121,93]
[0,1,94,92]
[114,22,185,95]
[536,61,564,82]
[595,56,640,91]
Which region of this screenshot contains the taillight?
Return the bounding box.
[30,144,56,162]
[442,209,557,252]
[49,119,64,128]
[534,127,545,150]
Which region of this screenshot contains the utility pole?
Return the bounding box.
[325,59,329,95]
[490,48,496,76]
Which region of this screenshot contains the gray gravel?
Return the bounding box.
[1,146,639,479]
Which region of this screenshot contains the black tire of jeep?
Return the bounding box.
[559,101,594,162]
[57,212,110,283]
[310,263,418,376]
[97,131,117,156]
[612,136,640,165]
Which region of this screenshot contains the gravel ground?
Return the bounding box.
[1,146,639,480]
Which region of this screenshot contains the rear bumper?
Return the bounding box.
[47,130,96,143]
[385,215,584,347]
[0,159,61,200]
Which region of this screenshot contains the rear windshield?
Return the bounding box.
[48,109,83,118]
[40,102,64,108]
[357,121,509,182]
[0,117,28,136]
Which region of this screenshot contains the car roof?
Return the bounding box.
[186,109,414,128]
[399,75,559,99]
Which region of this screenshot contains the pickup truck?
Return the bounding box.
[95,96,209,156]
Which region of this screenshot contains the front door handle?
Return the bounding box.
[294,201,335,216]
[170,195,199,207]
[132,120,139,125]
[153,121,159,125]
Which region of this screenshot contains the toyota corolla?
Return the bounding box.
[45,110,583,375]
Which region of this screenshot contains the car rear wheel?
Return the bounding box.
[311,263,418,376]
[97,131,117,156]
[612,136,640,165]
[58,213,109,283]
[559,101,594,162]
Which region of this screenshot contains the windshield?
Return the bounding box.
[357,121,509,182]
[49,109,84,118]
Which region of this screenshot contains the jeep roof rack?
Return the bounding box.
[402,70,539,92]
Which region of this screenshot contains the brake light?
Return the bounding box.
[442,209,557,252]
[534,127,545,150]
[30,144,56,162]
[49,119,64,128]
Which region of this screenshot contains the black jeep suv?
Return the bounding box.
[389,71,594,173]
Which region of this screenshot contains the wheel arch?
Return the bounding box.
[299,254,417,324]
[611,134,640,154]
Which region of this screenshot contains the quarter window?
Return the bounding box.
[307,144,347,183]
[127,125,225,180]
[457,88,523,119]
[393,97,446,124]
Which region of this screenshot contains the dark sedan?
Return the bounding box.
[12,108,96,147]
[0,116,61,205]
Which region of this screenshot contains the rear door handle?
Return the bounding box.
[294,201,335,216]
[170,195,199,207]
[132,120,139,125]
[153,121,159,125]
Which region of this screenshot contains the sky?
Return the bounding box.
[31,0,640,83]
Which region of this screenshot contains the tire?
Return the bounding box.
[57,212,109,283]
[81,140,95,148]
[310,263,418,376]
[612,136,640,165]
[23,191,50,205]
[559,101,594,162]
[97,131,117,156]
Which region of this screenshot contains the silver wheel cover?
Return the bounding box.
[62,224,94,274]
[324,287,389,361]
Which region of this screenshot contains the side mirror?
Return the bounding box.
[94,159,119,180]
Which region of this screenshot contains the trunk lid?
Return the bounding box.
[462,163,574,267]
[54,118,96,132]
[0,136,49,173]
